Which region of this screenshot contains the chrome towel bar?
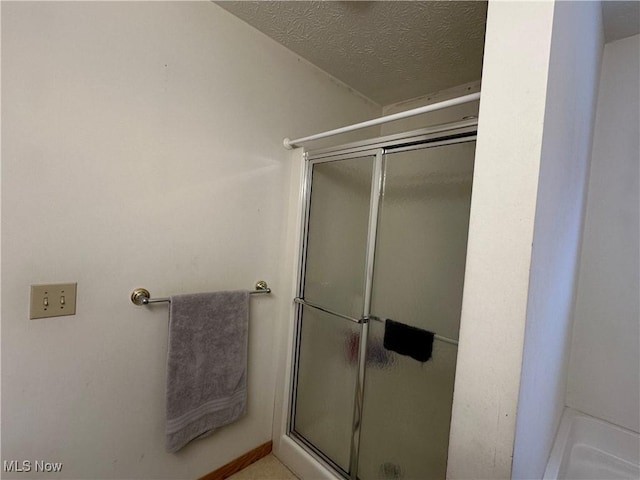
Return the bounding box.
[130,281,271,306]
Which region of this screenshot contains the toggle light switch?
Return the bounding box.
[30,283,77,319]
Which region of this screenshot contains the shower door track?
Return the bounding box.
[304,118,477,160]
[288,118,478,480]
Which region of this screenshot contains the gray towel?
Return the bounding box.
[166,290,249,453]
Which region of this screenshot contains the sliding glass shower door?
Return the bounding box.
[290,128,476,480]
[358,142,475,480]
[292,154,377,473]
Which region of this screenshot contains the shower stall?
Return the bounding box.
[287,119,477,480]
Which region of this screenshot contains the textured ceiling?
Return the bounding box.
[216,2,637,106]
[216,1,488,105]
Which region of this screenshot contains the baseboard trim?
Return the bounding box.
[198,441,273,480]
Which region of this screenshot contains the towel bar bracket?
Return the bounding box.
[131,288,151,306]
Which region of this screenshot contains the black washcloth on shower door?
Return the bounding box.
[383,319,435,362]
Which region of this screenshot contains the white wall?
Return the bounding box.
[447,2,557,477]
[0,2,379,479]
[567,33,640,434]
[448,1,603,476]
[513,2,603,477]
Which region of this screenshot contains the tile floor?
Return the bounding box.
[228,454,299,480]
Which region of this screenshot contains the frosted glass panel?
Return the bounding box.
[304,157,374,318]
[358,320,458,480]
[293,306,360,472]
[371,142,475,340]
[358,141,475,479]
[291,138,475,480]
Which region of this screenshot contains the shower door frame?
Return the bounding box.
[287,118,479,480]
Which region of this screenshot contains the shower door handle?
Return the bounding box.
[294,297,366,324]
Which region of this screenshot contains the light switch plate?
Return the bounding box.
[30,283,77,319]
